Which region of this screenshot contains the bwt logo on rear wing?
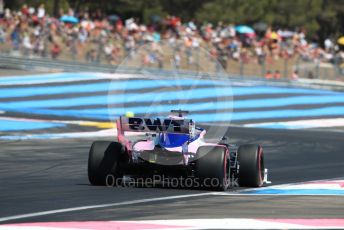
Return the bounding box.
[118,116,192,134]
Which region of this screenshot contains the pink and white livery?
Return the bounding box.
[88,110,269,190]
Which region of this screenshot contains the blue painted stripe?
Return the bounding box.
[0,133,82,140]
[20,93,343,117]
[0,87,233,109]
[0,78,223,98]
[0,73,67,83]
[102,95,344,113]
[85,101,232,115]
[234,95,344,109]
[241,188,344,195]
[0,73,102,85]
[2,86,344,110]
[20,94,344,113]
[246,124,299,129]
[0,72,339,97]
[6,106,344,122]
[0,119,64,131]
[0,74,340,99]
[231,106,344,121]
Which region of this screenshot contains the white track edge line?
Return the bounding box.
[0,192,216,222]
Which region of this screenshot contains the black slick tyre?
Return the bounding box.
[88,141,124,186]
[237,144,264,187]
[196,145,230,191]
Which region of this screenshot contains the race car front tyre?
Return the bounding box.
[195,146,230,191]
[237,144,264,187]
[88,141,124,186]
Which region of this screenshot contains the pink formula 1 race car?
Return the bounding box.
[88,110,269,190]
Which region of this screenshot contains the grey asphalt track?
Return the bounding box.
[1,127,344,224]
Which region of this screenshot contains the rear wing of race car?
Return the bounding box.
[117,116,194,135]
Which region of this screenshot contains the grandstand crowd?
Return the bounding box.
[0,4,343,77]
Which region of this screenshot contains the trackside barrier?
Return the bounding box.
[0,54,343,91]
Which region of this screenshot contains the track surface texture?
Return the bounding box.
[1,127,344,224]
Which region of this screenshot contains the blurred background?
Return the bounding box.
[0,0,344,80]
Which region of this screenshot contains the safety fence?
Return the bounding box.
[0,47,343,83]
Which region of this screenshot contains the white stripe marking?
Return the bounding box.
[0,73,99,86]
[244,118,344,129]
[297,78,344,87]
[0,116,117,140]
[216,193,344,196]
[0,129,116,140]
[219,178,344,196]
[0,192,215,222]
[142,219,321,229]
[0,73,149,86]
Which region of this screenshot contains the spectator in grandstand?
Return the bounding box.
[265,70,273,79]
[0,25,5,43]
[274,70,281,79]
[51,42,61,59]
[291,70,299,80]
[0,3,341,78]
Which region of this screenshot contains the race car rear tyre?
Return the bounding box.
[237,144,264,187]
[196,146,230,191]
[88,141,124,186]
